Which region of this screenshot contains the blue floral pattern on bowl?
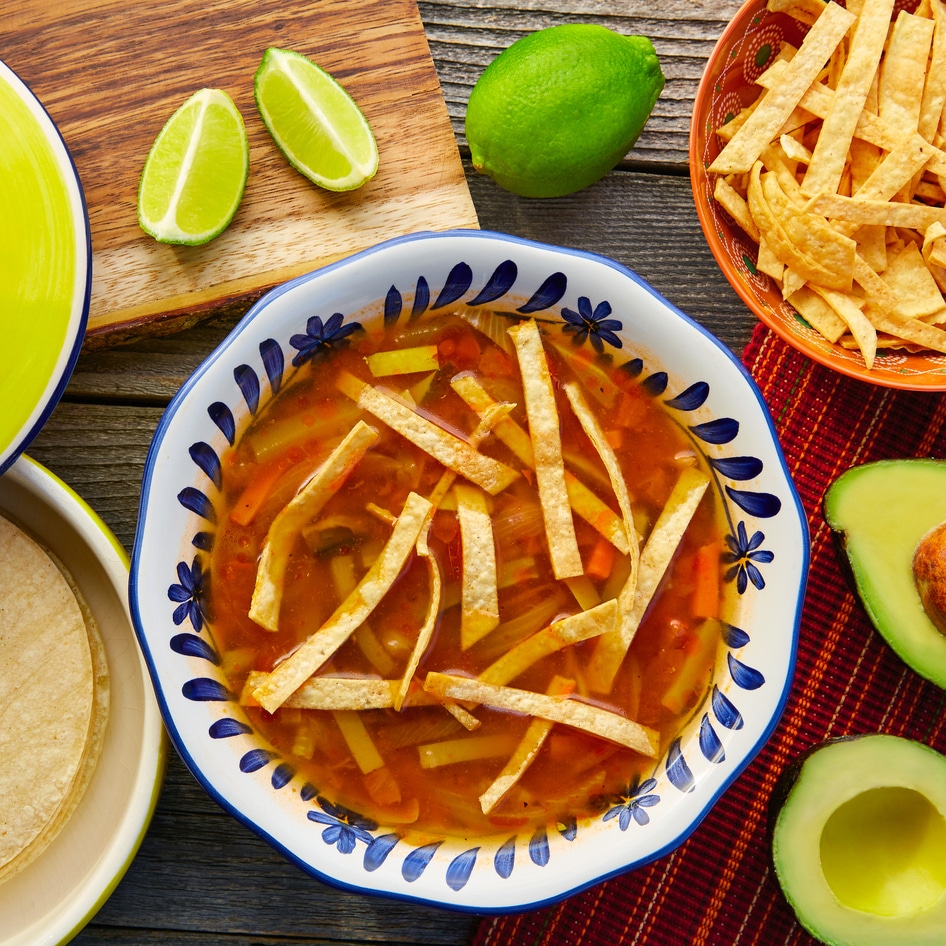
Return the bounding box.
[130,230,808,913]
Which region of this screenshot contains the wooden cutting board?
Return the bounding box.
[3,0,478,348]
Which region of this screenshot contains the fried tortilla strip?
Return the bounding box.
[811,134,938,238]
[849,136,883,198]
[920,0,946,145]
[564,381,644,641]
[718,97,814,144]
[758,141,806,199]
[766,0,828,24]
[878,12,935,144]
[924,223,946,293]
[335,370,519,495]
[763,172,858,286]
[450,373,535,458]
[854,255,946,353]
[852,136,936,197]
[454,482,500,649]
[243,672,399,709]
[853,224,887,274]
[757,59,946,178]
[809,285,877,368]
[837,333,917,351]
[586,466,711,693]
[748,165,855,290]
[757,236,785,282]
[251,672,479,730]
[507,320,583,579]
[249,420,379,631]
[806,194,946,231]
[423,672,659,756]
[395,405,514,702]
[395,523,443,710]
[709,0,855,174]
[443,702,483,731]
[326,555,394,677]
[788,285,848,342]
[881,242,946,319]
[251,491,433,713]
[426,400,517,511]
[781,266,807,300]
[716,97,759,143]
[714,175,761,243]
[925,222,946,266]
[479,599,618,688]
[479,676,575,814]
[778,133,812,166]
[801,0,896,198]
[450,373,629,554]
[862,307,946,354]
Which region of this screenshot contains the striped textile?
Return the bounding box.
[474,325,946,945]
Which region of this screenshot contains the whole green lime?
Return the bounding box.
[465,24,665,198]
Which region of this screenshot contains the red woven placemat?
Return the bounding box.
[473,325,946,946]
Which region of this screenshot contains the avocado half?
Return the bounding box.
[823,459,946,689]
[772,735,946,945]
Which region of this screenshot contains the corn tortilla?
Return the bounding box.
[0,514,108,882]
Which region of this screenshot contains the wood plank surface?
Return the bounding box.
[418,0,738,168]
[63,167,754,409]
[2,0,477,346]
[19,0,758,943]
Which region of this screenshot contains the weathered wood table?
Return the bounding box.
[28,0,757,942]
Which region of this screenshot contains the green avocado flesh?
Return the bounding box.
[823,459,946,690]
[773,735,946,945]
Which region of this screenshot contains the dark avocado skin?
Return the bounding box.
[824,519,858,601]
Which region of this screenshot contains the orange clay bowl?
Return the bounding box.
[689,0,946,391]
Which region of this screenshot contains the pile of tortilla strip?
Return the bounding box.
[0,513,109,882]
[241,318,714,816]
[711,0,946,368]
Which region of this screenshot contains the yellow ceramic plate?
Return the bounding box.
[0,60,90,472]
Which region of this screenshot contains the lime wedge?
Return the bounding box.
[138,88,249,245]
[254,47,379,192]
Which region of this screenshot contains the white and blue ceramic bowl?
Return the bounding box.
[129,230,808,913]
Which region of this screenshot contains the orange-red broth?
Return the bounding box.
[209,312,723,838]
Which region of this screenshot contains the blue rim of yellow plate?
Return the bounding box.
[0,59,91,475]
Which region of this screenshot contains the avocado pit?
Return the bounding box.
[822,459,946,689]
[912,520,946,636]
